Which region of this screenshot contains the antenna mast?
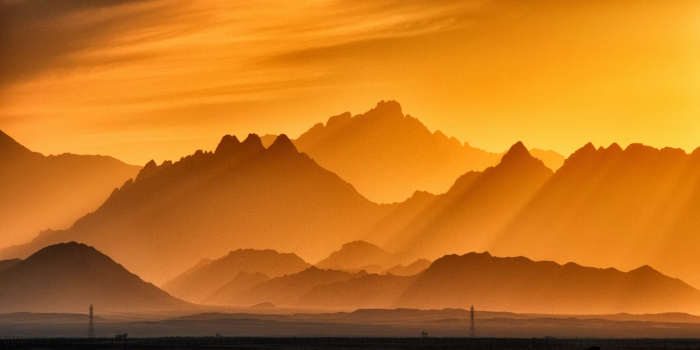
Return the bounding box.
[88,304,95,338]
[470,305,475,338]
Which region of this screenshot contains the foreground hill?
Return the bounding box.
[370,142,553,259]
[491,143,700,287]
[0,135,388,283]
[0,130,139,248]
[397,252,700,314]
[316,241,414,273]
[0,242,186,313]
[163,249,309,303]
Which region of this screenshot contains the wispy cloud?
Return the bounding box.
[1,0,698,163]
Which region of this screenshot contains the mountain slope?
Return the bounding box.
[0,130,139,248]
[0,134,388,283]
[491,143,700,287]
[371,142,553,259]
[397,252,700,314]
[0,242,186,313]
[163,249,309,303]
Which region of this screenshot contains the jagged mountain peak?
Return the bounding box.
[578,142,596,154]
[215,134,240,155]
[504,141,529,157]
[325,112,352,128]
[629,264,663,277]
[499,141,542,167]
[267,134,297,154]
[365,100,403,119]
[235,133,265,155]
[242,133,264,147]
[602,142,623,153]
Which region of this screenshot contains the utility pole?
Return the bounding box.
[470,305,475,338]
[88,304,95,339]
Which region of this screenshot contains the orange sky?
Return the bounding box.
[1,0,698,165]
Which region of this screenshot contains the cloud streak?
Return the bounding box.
[1,0,699,164]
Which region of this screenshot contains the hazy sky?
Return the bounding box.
[1,0,698,164]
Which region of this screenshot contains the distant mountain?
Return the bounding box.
[163,249,309,303]
[264,101,563,202]
[316,241,413,273]
[397,252,700,314]
[205,271,270,305]
[229,267,361,306]
[293,101,500,202]
[491,143,700,287]
[384,259,431,276]
[0,242,186,313]
[0,134,390,284]
[0,130,139,248]
[371,142,553,259]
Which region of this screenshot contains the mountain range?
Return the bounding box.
[0,134,389,283]
[0,242,186,313]
[490,143,700,287]
[0,130,139,248]
[4,99,700,309]
[264,101,564,202]
[367,142,553,259]
[1,239,698,314]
